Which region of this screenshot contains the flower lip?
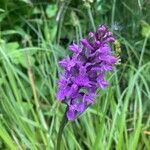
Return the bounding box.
[69,43,82,54]
[80,38,94,51]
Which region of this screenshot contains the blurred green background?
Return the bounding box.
[0,0,150,149]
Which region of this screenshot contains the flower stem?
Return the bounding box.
[56,112,68,150]
[86,4,96,32]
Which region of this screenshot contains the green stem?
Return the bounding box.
[56,112,68,150]
[111,0,116,29]
[87,6,96,32]
[138,37,148,68]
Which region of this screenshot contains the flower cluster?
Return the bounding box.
[57,25,117,120]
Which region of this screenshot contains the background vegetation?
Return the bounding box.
[0,0,150,149]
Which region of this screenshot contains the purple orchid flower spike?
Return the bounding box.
[56,24,118,121]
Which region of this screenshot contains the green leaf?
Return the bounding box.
[0,124,17,150]
[46,4,57,18]
[6,42,19,50]
[0,12,7,22]
[0,78,4,85]
[0,8,5,12]
[3,42,35,68]
[19,0,32,5]
[141,21,150,38]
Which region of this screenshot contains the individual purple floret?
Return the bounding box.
[57,25,117,121]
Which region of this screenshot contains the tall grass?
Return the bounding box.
[0,0,150,149]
